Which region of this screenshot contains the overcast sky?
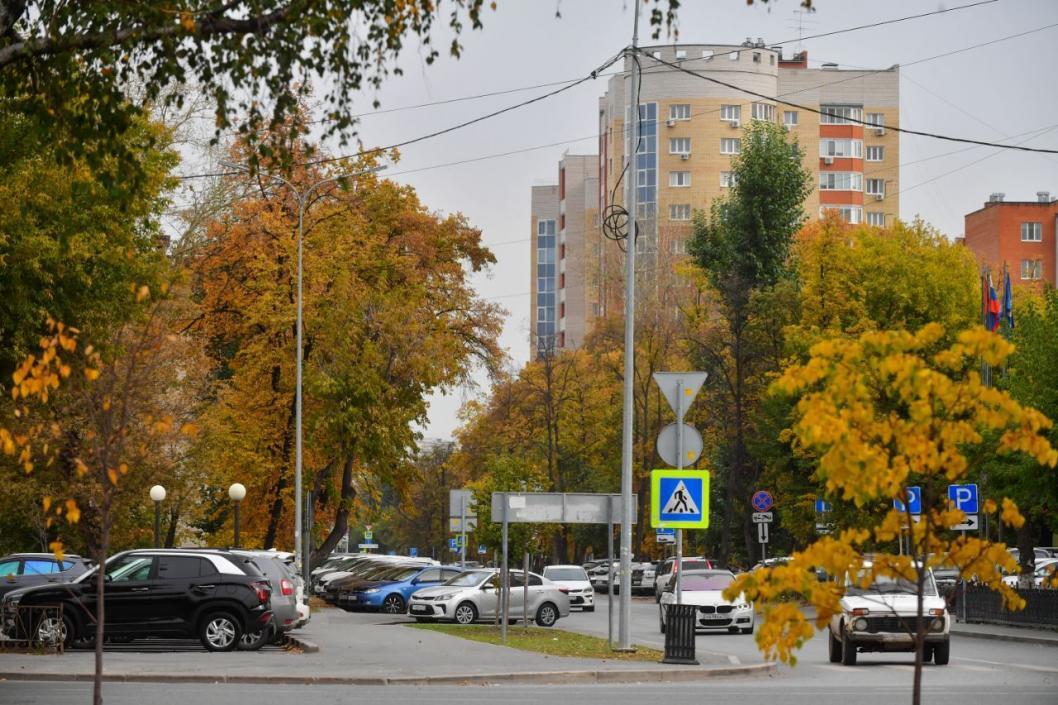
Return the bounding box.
[312,0,1058,441]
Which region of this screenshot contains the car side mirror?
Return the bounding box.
[410,578,420,585]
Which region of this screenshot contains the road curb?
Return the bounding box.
[0,662,776,686]
[951,627,1058,647]
[278,633,320,654]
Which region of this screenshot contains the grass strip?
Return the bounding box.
[407,623,663,662]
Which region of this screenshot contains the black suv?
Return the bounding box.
[0,553,94,599]
[1,549,273,651]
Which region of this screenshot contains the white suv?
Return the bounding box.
[653,557,715,602]
[827,564,950,666]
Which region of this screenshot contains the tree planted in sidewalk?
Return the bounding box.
[726,324,1056,705]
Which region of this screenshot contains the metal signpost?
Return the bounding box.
[450,489,476,569]
[948,483,979,622]
[492,492,636,644]
[652,372,707,606]
[751,491,774,561]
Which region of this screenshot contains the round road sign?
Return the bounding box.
[751,490,774,513]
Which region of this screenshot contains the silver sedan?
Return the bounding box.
[408,569,570,627]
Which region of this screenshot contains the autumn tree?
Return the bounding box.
[729,324,1056,705]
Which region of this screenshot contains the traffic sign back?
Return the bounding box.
[652,372,707,416]
[651,469,710,529]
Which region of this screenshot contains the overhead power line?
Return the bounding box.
[633,47,1058,154]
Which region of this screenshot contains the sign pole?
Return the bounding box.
[460,495,467,569]
[607,497,615,648]
[502,492,509,642]
[675,379,683,606]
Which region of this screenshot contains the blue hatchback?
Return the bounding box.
[340,565,464,614]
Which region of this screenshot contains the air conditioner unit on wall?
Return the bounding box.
[730,120,740,129]
[874,194,884,201]
[680,153,691,161]
[823,156,834,165]
[666,119,676,127]
[874,127,885,136]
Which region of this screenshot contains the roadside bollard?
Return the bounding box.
[662,603,699,665]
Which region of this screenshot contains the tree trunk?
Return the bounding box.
[264,387,298,549]
[164,500,180,548]
[312,455,356,568]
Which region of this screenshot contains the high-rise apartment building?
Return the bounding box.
[964,191,1058,286]
[530,42,900,356]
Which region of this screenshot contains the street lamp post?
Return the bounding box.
[229,483,247,549]
[220,161,385,582]
[149,485,166,548]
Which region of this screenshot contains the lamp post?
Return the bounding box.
[149,485,166,548]
[220,160,386,583]
[229,483,247,549]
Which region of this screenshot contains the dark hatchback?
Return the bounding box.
[0,553,94,599]
[1,549,273,651]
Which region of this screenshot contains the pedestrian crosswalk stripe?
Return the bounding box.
[661,480,700,515]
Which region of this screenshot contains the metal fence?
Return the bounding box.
[0,603,65,653]
[963,585,1058,629]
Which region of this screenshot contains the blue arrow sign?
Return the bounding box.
[409,547,418,557]
[815,499,832,513]
[948,484,978,514]
[894,486,922,515]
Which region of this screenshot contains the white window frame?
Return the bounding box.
[820,205,863,225]
[866,179,886,197]
[720,104,741,123]
[701,50,714,60]
[669,137,691,155]
[866,212,885,227]
[783,111,798,128]
[1021,259,1043,280]
[866,145,884,162]
[675,49,687,60]
[669,171,691,188]
[720,171,736,188]
[1021,222,1043,242]
[752,102,775,122]
[728,50,740,61]
[819,139,863,158]
[866,112,885,128]
[820,105,863,125]
[669,103,691,121]
[720,138,741,155]
[669,204,692,221]
[819,172,863,191]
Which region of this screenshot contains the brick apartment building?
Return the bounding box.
[530,40,900,357]
[964,191,1058,286]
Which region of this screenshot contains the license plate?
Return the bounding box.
[700,614,725,620]
[344,595,357,602]
[410,605,428,613]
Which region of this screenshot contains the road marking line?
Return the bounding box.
[955,657,1058,674]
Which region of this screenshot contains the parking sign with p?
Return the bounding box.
[948,484,978,514]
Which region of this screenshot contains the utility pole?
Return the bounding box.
[618,1,641,652]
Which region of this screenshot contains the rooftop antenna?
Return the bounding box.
[787,8,818,54]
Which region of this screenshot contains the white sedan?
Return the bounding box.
[658,570,754,635]
[543,565,595,611]
[1003,558,1058,588]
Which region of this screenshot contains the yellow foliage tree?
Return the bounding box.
[726,324,1057,703]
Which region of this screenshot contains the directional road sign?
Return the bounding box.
[478,544,487,555]
[815,499,832,513]
[815,522,834,535]
[757,521,769,544]
[656,422,704,467]
[653,372,708,416]
[359,543,379,550]
[953,515,979,532]
[656,527,676,544]
[409,547,418,557]
[948,484,979,515]
[651,469,710,529]
[752,512,773,523]
[893,486,922,515]
[751,490,774,513]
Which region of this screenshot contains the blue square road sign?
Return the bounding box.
[893,486,922,515]
[948,484,978,514]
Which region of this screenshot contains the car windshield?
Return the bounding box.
[544,568,588,581]
[682,560,710,570]
[388,567,423,582]
[681,573,734,591]
[444,571,491,587]
[846,572,938,596]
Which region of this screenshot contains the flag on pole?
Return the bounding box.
[986,275,1001,332]
[1002,270,1014,330]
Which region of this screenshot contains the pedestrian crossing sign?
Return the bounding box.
[651,469,709,529]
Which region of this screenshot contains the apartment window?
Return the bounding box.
[720,138,741,155]
[866,112,885,129]
[536,219,557,348]
[652,51,662,59]
[866,145,885,162]
[820,205,863,224]
[752,102,775,122]
[669,204,692,221]
[669,171,691,187]
[866,179,885,197]
[1021,259,1043,280]
[670,239,687,255]
[820,104,863,125]
[720,171,737,188]
[819,172,863,191]
[669,103,691,121]
[783,111,798,128]
[866,212,885,227]
[701,50,714,60]
[720,104,741,123]
[819,139,863,158]
[1021,222,1043,242]
[752,52,761,63]
[675,49,687,60]
[728,50,739,61]
[669,137,691,155]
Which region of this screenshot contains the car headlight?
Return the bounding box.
[853,617,869,631]
[363,588,379,594]
[433,593,457,601]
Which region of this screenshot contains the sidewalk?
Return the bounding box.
[951,620,1058,647]
[0,607,774,686]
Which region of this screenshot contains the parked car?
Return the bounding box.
[658,570,753,635]
[0,553,94,600]
[542,565,594,611]
[257,550,310,628]
[631,562,657,596]
[232,550,300,649]
[323,561,431,603]
[1008,547,1053,564]
[588,561,617,592]
[653,557,715,602]
[407,569,570,627]
[827,564,950,666]
[338,565,463,613]
[1003,558,1058,588]
[1,549,273,651]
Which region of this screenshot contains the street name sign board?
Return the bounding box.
[651,469,710,529]
[656,422,704,467]
[752,512,773,523]
[948,484,979,515]
[490,492,637,524]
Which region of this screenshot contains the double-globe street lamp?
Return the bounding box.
[149,485,166,548]
[229,482,247,549]
[220,160,386,582]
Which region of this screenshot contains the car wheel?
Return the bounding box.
[535,603,559,628]
[381,594,406,615]
[453,602,478,625]
[35,613,73,649]
[238,623,273,651]
[841,628,857,666]
[200,612,242,652]
[932,639,950,666]
[828,630,842,663]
